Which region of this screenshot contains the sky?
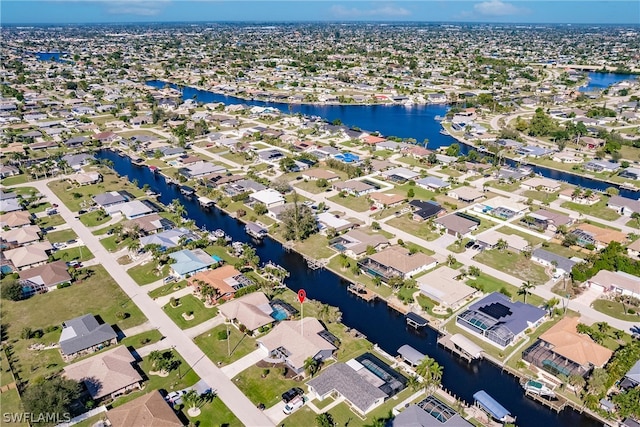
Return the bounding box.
[2,1,639,25]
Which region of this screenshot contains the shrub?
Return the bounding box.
[499,287,512,297]
[628,309,636,315]
[44,325,59,334]
[217,330,229,340]
[115,311,128,320]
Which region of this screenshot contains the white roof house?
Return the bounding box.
[417,266,478,310]
[249,189,285,208]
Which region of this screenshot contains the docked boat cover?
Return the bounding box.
[473,390,510,420]
[397,344,425,366]
[450,334,483,358]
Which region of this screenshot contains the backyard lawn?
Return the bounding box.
[162,295,218,330]
[127,260,169,285]
[291,233,335,259]
[327,257,393,298]
[36,214,66,228]
[194,324,258,366]
[51,246,95,262]
[44,229,78,243]
[234,364,300,407]
[148,280,187,299]
[560,200,620,221]
[294,179,331,194]
[386,215,441,241]
[473,249,549,286]
[388,182,437,201]
[592,299,640,322]
[79,210,111,227]
[522,189,558,204]
[120,329,164,350]
[328,194,372,212]
[184,395,243,427]
[0,389,27,427]
[466,274,544,307]
[100,235,133,252]
[497,226,546,246]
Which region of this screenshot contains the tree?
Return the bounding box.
[406,374,421,391]
[587,368,609,396]
[316,178,328,188]
[407,188,415,198]
[279,157,296,172]
[496,238,508,251]
[445,143,460,157]
[170,199,186,223]
[415,356,443,393]
[568,373,586,396]
[304,357,321,377]
[518,281,535,304]
[446,254,457,266]
[22,377,80,423]
[468,265,481,278]
[280,192,318,241]
[1,278,23,301]
[544,297,560,316]
[613,387,640,419]
[315,412,335,427]
[253,202,267,216]
[182,390,204,417]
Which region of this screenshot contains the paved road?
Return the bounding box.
[26,180,274,427]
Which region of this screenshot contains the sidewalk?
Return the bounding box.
[121,321,155,337]
[184,315,224,338]
[221,348,265,378]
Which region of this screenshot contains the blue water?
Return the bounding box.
[270,307,288,321]
[98,149,598,427]
[1,265,13,274]
[579,71,637,92]
[34,52,69,62]
[146,80,639,199]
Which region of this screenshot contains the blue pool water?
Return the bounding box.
[1,265,13,274]
[335,152,360,163]
[271,307,288,321]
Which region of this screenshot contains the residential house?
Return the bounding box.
[317,212,354,234]
[369,192,406,209]
[0,194,22,213]
[106,391,183,427]
[63,346,142,401]
[392,396,473,427]
[417,266,478,310]
[169,249,217,278]
[0,224,41,246]
[218,292,274,334]
[93,131,119,144]
[477,230,530,253]
[0,164,20,178]
[59,314,118,361]
[553,152,583,164]
[69,172,102,186]
[64,136,87,148]
[558,188,600,205]
[301,169,339,182]
[0,211,32,228]
[525,209,573,232]
[408,200,446,222]
[333,180,376,197]
[106,200,154,219]
[531,249,577,277]
[522,317,612,378]
[520,177,562,193]
[180,162,226,179]
[93,191,127,208]
[571,223,627,249]
[416,176,450,191]
[188,265,252,304]
[4,241,52,270]
[621,360,640,389]
[62,153,94,170]
[515,145,553,158]
[626,238,640,259]
[435,213,480,238]
[447,187,485,203]
[584,160,620,173]
[497,167,529,181]
[249,189,285,209]
[607,195,640,217]
[619,167,640,180]
[456,292,546,348]
[225,179,267,196]
[586,270,640,299]
[329,229,388,259]
[358,246,437,282]
[380,167,419,183]
[123,214,173,235]
[18,260,71,296]
[140,228,195,250]
[258,318,337,374]
[581,137,605,150]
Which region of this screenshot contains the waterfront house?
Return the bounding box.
[552,152,583,164]
[417,266,478,311]
[456,292,546,349]
[179,162,226,179]
[332,180,376,197]
[392,396,473,427]
[188,265,252,304]
[225,179,266,195]
[62,153,94,170]
[106,200,154,219]
[621,360,640,389]
[369,192,406,209]
[59,314,118,361]
[586,270,640,299]
[523,317,612,379]
[317,212,354,234]
[497,167,529,181]
[558,188,600,205]
[63,346,142,401]
[249,189,285,209]
[607,195,640,217]
[93,191,127,208]
[447,187,485,203]
[515,145,553,158]
[218,292,274,334]
[358,246,437,282]
[257,318,337,374]
[520,177,561,193]
[416,176,450,191]
[531,249,576,277]
[106,390,183,427]
[139,228,194,250]
[93,131,119,144]
[435,213,480,238]
[18,260,71,296]
[168,248,217,278]
[525,209,573,232]
[408,200,446,222]
[583,160,620,173]
[69,172,102,186]
[581,137,605,150]
[619,167,640,180]
[123,214,173,235]
[329,229,388,259]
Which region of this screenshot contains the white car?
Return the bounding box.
[283,396,305,415]
[164,390,188,406]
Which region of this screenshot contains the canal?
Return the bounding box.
[98,149,599,427]
[147,80,639,199]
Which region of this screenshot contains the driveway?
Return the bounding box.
[221,348,266,378]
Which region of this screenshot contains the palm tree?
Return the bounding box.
[406,374,421,391]
[182,390,204,417]
[568,373,586,396]
[303,357,321,377]
[127,240,141,256]
[518,281,535,304]
[446,254,457,266]
[415,356,443,393]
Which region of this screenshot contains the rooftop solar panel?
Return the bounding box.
[479,302,512,319]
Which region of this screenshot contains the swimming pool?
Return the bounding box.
[335,152,360,163]
[1,265,13,274]
[271,306,288,321]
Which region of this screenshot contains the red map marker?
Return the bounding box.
[297,289,306,303]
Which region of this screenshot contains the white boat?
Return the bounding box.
[522,379,556,398]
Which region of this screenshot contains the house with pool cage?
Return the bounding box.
[357,245,437,282]
[456,292,546,349]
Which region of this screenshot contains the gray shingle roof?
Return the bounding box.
[307,363,387,413]
[532,248,576,273]
[59,314,117,356]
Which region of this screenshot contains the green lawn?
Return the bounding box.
[120,329,164,350]
[447,238,471,254]
[592,299,640,321]
[497,226,546,246]
[328,194,372,212]
[234,364,300,407]
[128,261,169,285]
[1,265,146,337]
[79,210,111,227]
[92,220,124,235]
[522,190,559,205]
[44,229,78,244]
[386,215,441,241]
[327,257,393,298]
[194,324,258,366]
[387,182,437,201]
[148,280,188,299]
[561,200,620,221]
[28,201,52,214]
[543,242,589,259]
[485,180,521,192]
[0,174,30,186]
[291,233,335,259]
[294,180,331,194]
[473,249,549,286]
[51,246,94,262]
[0,388,27,427]
[48,174,145,212]
[7,328,66,383]
[100,235,133,252]
[182,395,243,427]
[466,273,544,307]
[35,214,66,228]
[162,295,218,330]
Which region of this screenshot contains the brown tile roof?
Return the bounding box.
[0,211,32,228]
[367,246,436,275]
[107,390,183,427]
[18,260,70,287]
[369,192,406,206]
[188,265,240,296]
[302,169,339,180]
[577,223,627,245]
[539,317,612,367]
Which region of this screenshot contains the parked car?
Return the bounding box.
[465,241,475,249]
[281,387,304,404]
[165,390,188,405]
[283,396,305,415]
[53,242,67,250]
[67,260,81,268]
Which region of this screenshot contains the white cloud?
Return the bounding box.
[473,0,528,17]
[330,4,411,19]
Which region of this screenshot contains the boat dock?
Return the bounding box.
[387,300,408,314]
[437,333,483,363]
[245,222,268,239]
[197,196,215,207]
[405,312,428,328]
[303,256,327,270]
[347,283,377,301]
[524,390,567,412]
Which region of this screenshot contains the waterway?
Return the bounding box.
[98,149,599,427]
[34,52,70,62]
[579,71,637,92]
[146,80,639,199]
